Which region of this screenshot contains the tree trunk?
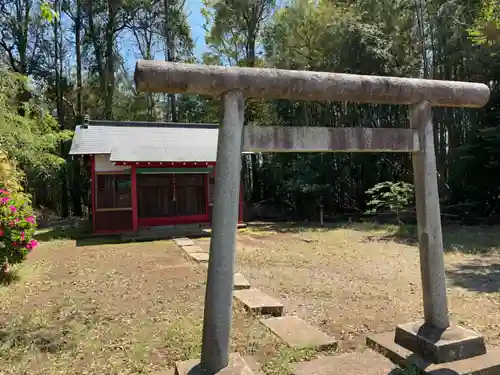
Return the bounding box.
[53,0,69,217]
[75,0,83,119]
[72,0,84,217]
[87,1,106,116]
[104,0,117,120]
[164,0,177,122]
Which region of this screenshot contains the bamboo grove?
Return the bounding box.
[1,0,500,223]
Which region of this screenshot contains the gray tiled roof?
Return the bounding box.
[69,121,220,162]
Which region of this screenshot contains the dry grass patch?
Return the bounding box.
[1,238,280,375]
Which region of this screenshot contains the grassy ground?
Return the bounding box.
[1,222,499,374]
[0,239,280,375]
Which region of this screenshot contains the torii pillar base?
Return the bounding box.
[394,320,486,363]
[175,353,254,375]
[367,328,500,375]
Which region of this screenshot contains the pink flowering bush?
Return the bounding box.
[0,187,38,273]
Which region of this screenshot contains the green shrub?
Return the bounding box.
[0,188,38,273]
[365,181,414,223]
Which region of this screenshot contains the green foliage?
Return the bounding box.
[40,1,60,23]
[449,124,500,218]
[0,188,39,269]
[263,0,418,75]
[0,70,72,181]
[201,0,275,66]
[365,181,414,221]
[0,152,23,193]
[2,0,500,224]
[468,0,500,45]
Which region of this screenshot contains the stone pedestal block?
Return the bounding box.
[367,331,500,375]
[394,320,486,363]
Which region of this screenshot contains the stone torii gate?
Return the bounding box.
[134,61,498,375]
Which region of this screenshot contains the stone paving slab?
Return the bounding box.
[233,288,283,316]
[198,267,250,290]
[367,331,500,375]
[233,273,251,290]
[292,351,397,375]
[187,252,210,262]
[194,241,211,252]
[175,353,253,375]
[174,238,195,246]
[260,316,337,350]
[182,245,207,254]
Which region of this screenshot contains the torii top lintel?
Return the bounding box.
[134,60,490,108]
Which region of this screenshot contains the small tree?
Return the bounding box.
[365,181,414,223]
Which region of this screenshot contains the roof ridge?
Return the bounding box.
[84,120,219,129]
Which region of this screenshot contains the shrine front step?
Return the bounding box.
[174,238,195,247]
[233,288,284,316]
[292,350,397,375]
[260,316,337,351]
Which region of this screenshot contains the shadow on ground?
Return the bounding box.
[247,221,500,255]
[446,262,500,293]
[0,270,20,286]
[35,224,211,247]
[245,221,345,234]
[35,223,90,242]
[356,223,500,255]
[36,219,500,255]
[35,224,128,247]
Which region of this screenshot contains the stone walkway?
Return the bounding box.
[170,236,398,374]
[173,238,336,349]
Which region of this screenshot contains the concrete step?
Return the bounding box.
[198,268,251,290]
[233,288,284,316]
[127,226,210,241]
[187,252,209,262]
[292,351,397,375]
[260,316,337,350]
[151,224,201,232]
[181,245,207,254]
[233,273,251,290]
[367,331,500,375]
[174,238,195,246]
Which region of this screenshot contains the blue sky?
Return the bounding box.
[186,0,208,57]
[121,0,207,71]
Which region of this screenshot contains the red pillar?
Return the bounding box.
[239,179,243,224]
[205,174,209,216]
[91,155,96,233]
[131,166,138,232]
